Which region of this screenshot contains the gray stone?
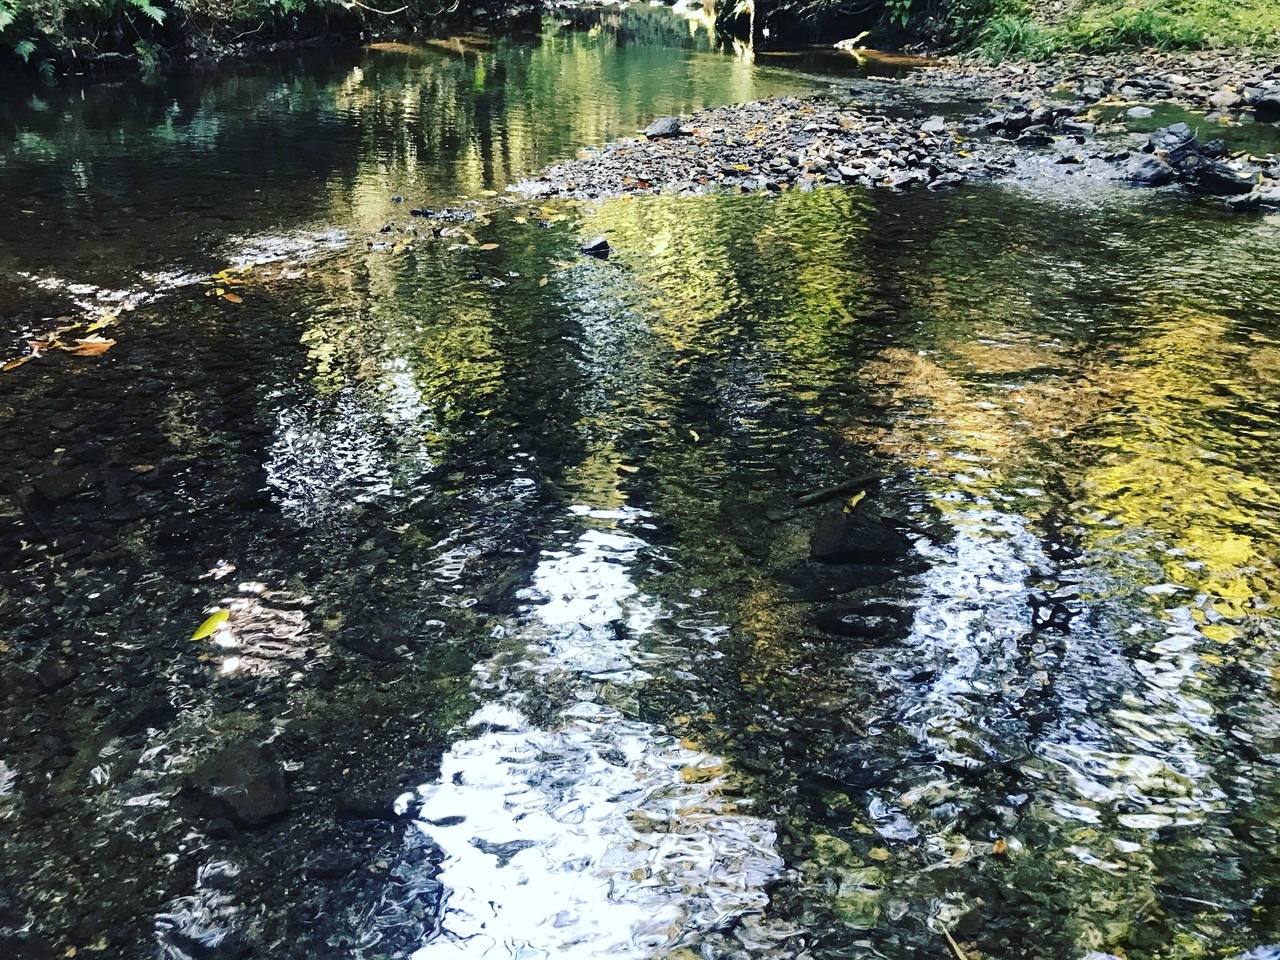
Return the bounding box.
[1126,154,1176,185]
[641,116,683,138]
[1147,122,1198,164]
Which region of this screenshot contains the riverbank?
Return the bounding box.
[515,51,1280,211]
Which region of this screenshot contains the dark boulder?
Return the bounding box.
[1255,94,1280,123]
[185,741,291,829]
[1178,154,1255,195]
[580,237,611,258]
[1127,154,1176,186]
[642,116,683,138]
[809,504,912,565]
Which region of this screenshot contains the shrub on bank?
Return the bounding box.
[0,0,533,75]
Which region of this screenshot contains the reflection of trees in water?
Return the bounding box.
[571,186,1280,958]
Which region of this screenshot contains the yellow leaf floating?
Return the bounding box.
[868,848,891,861]
[192,609,229,641]
[477,243,500,251]
[538,276,549,287]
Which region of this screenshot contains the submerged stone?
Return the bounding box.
[810,504,912,565]
[781,562,903,599]
[810,602,911,641]
[185,741,291,828]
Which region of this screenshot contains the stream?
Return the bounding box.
[3,6,1280,960]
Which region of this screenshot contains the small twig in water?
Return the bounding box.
[347,0,409,13]
[943,927,969,960]
[794,472,883,507]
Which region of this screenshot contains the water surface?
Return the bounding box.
[2,8,1280,960]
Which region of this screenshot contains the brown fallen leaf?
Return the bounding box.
[992,838,1009,855]
[2,356,33,372]
[222,292,243,303]
[66,336,116,356]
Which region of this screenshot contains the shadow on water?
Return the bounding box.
[4,6,1280,960]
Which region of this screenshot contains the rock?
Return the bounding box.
[35,659,77,692]
[1147,122,1199,164]
[580,237,611,258]
[185,741,291,828]
[1126,106,1155,118]
[921,115,946,134]
[1126,154,1176,186]
[1178,154,1255,195]
[1256,94,1280,122]
[1209,89,1242,110]
[641,116,683,138]
[1225,191,1263,213]
[809,504,912,565]
[31,466,95,504]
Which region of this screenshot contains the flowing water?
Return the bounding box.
[3,7,1280,960]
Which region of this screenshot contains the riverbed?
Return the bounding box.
[3,6,1280,960]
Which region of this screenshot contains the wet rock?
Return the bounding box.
[641,116,683,138]
[302,849,362,879]
[185,741,291,829]
[31,466,95,504]
[1147,122,1199,164]
[1179,154,1255,195]
[338,617,401,662]
[1255,94,1280,122]
[810,504,912,565]
[34,659,77,692]
[0,932,55,960]
[580,237,611,258]
[339,794,404,822]
[1225,191,1264,213]
[1127,155,1176,186]
[810,602,910,641]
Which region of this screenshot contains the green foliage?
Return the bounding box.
[885,0,913,29]
[979,14,1056,61]
[1065,3,1207,52]
[863,0,1278,54]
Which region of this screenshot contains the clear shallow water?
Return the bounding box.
[2,7,1280,960]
